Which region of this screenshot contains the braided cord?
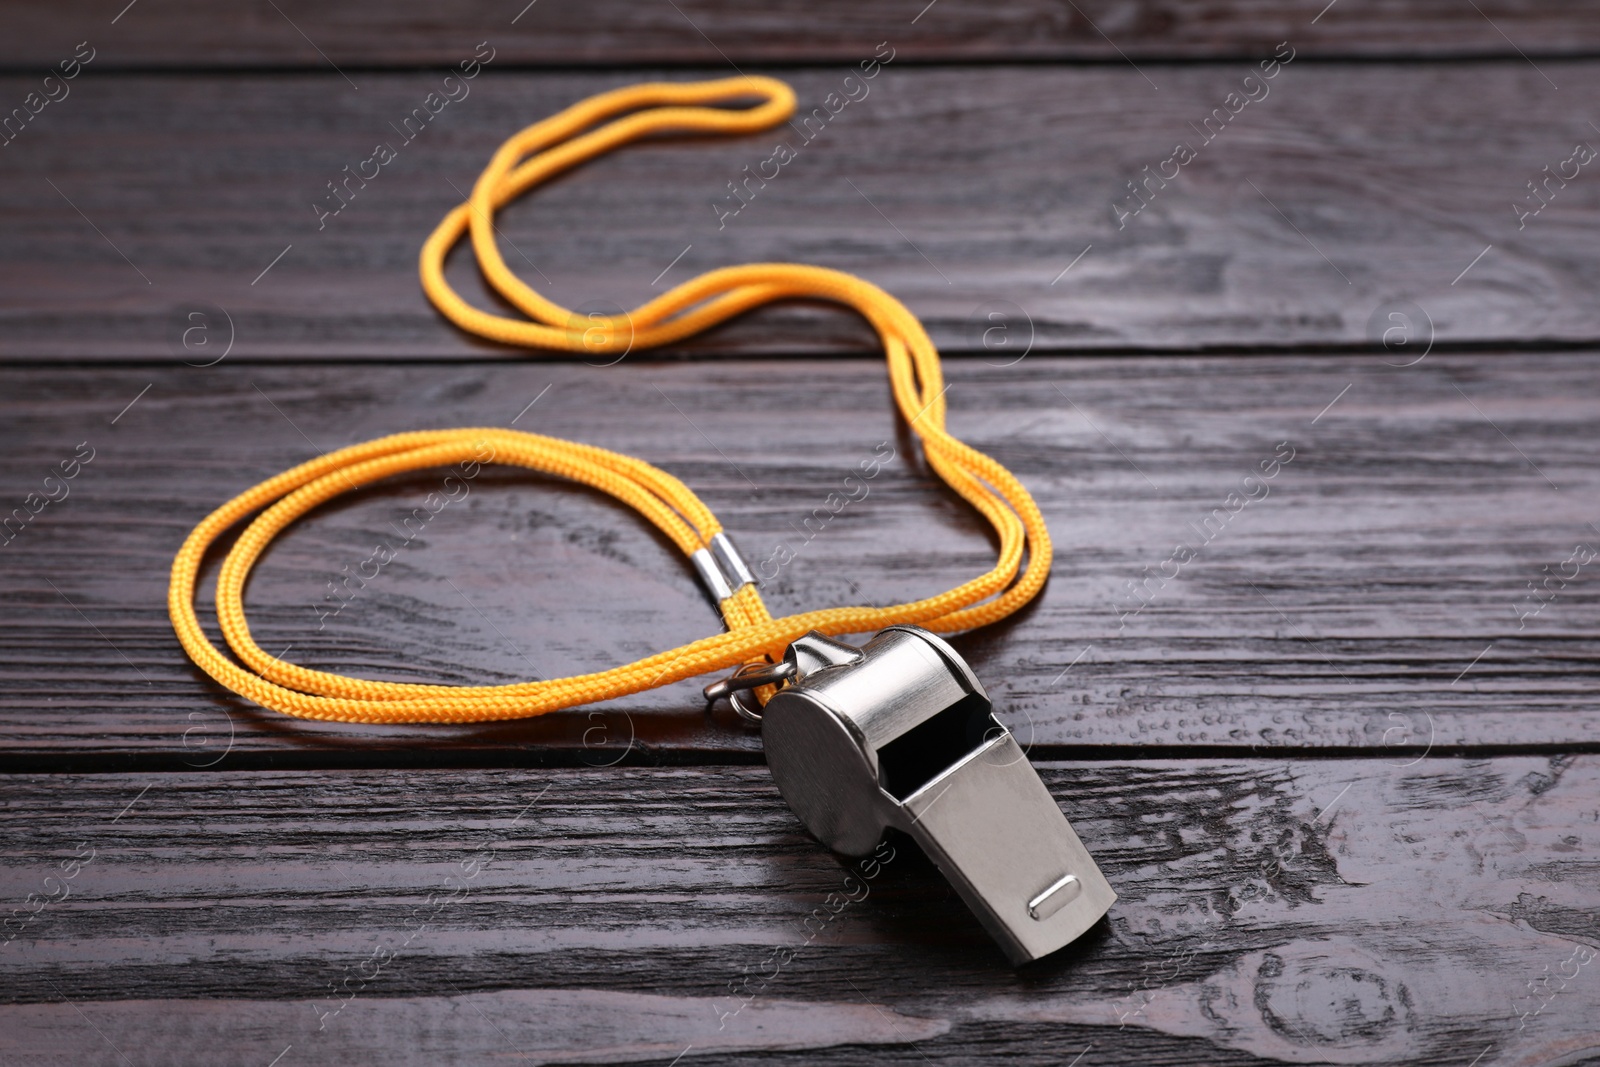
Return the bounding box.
[168,76,1052,724]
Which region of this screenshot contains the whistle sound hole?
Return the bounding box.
[877,692,1001,801]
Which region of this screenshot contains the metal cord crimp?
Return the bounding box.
[710,532,756,590]
[690,547,734,602]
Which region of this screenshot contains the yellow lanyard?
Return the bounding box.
[167,76,1052,724]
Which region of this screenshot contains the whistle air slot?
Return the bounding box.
[876,692,1000,801]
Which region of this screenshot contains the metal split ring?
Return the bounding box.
[702,659,796,724]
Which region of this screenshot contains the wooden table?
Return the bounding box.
[4,3,1599,1064]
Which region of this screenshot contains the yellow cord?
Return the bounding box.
[168,76,1053,724]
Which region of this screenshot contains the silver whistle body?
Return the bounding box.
[758,626,1115,965]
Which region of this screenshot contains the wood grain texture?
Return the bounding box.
[5,0,1600,68]
[2,759,1596,1065]
[6,7,1599,1065]
[2,62,1599,360]
[3,352,1599,763]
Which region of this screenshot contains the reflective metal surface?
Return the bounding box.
[760,625,1116,965]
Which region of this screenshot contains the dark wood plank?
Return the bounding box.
[5,0,1599,68]
[4,352,1599,763]
[3,758,1595,1065]
[2,62,1597,359]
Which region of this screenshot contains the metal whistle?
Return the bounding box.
[713,626,1115,965]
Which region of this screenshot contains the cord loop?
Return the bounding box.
[168,76,1053,724]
